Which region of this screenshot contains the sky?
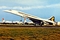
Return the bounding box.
[0,0,60,22]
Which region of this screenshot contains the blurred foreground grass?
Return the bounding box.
[0,27,60,40]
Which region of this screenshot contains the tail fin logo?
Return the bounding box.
[49,16,55,22]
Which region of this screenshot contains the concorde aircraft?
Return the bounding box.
[4,10,56,26]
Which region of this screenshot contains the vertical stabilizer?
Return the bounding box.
[49,16,55,22]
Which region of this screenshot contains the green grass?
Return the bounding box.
[0,27,60,40]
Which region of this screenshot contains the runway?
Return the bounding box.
[0,24,60,27]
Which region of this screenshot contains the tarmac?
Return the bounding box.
[0,24,60,27]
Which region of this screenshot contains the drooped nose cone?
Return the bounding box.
[3,10,19,14]
[3,10,13,13]
[3,10,25,17]
[4,10,15,12]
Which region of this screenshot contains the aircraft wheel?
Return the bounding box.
[34,23,37,26]
[40,22,44,26]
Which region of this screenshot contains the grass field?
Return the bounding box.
[0,27,60,40]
